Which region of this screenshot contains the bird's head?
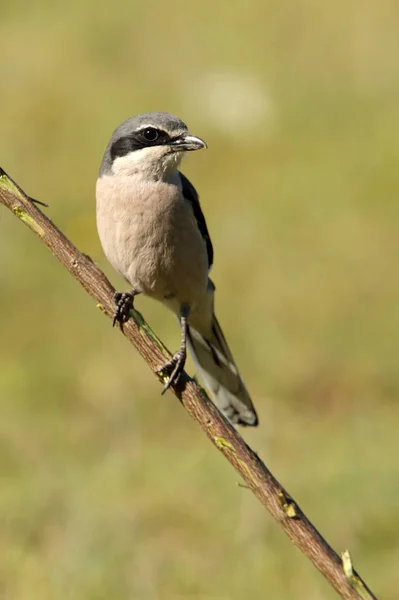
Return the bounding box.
[100,112,207,179]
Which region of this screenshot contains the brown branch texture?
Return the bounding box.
[0,167,378,600]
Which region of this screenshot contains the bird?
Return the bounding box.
[96,112,258,426]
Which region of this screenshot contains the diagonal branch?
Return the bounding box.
[0,167,377,600]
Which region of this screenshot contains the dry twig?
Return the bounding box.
[0,167,377,600]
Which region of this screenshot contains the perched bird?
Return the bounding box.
[96,112,258,426]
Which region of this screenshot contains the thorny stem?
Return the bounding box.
[0,167,378,600]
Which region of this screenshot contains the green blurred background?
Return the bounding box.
[1,1,399,598]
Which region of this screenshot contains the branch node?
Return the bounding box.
[12,206,44,236]
[278,490,298,519]
[214,436,236,453]
[342,550,374,600]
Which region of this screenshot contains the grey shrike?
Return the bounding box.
[96,112,258,426]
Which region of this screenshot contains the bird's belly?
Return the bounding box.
[96,177,209,311]
[132,209,209,309]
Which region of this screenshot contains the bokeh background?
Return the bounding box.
[1,1,399,598]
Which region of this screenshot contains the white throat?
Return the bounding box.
[111,146,185,181]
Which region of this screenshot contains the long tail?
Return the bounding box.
[187,314,258,426]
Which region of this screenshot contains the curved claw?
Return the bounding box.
[113,292,134,329]
[156,350,186,394]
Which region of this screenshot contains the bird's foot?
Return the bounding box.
[113,291,134,329]
[156,350,187,394]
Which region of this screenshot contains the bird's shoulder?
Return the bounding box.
[178,171,214,269]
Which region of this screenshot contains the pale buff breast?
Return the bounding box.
[96,175,209,311]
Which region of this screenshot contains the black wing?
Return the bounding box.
[179,171,214,269]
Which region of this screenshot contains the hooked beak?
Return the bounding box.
[170,133,207,152]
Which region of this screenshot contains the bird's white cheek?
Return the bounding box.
[111,146,184,179]
[112,147,158,176]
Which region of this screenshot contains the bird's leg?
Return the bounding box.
[112,289,138,329]
[157,305,189,394]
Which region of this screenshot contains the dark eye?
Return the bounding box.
[141,127,159,142]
